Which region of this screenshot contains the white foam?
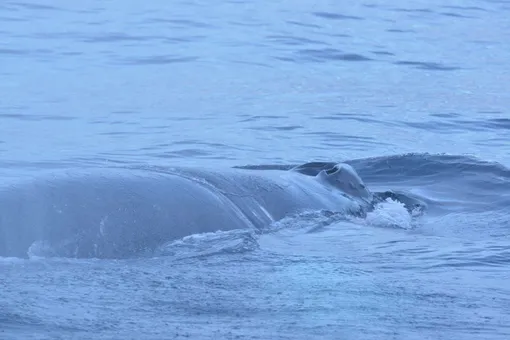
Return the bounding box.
[154,228,259,259]
[363,198,414,229]
[27,240,55,259]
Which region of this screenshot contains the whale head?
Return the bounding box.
[317,163,372,201]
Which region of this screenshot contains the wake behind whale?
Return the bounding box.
[0,162,423,259]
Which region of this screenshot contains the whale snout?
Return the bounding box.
[319,163,372,200]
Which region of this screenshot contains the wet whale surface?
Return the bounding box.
[0,163,388,259]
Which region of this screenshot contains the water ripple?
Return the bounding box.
[145,18,215,29]
[392,8,434,14]
[485,118,510,130]
[8,2,60,11]
[297,48,372,62]
[442,5,488,12]
[313,12,364,20]
[394,60,461,71]
[0,113,75,121]
[119,55,198,65]
[440,12,477,18]
[81,33,166,43]
[266,35,327,46]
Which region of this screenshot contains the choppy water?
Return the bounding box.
[1,0,510,339]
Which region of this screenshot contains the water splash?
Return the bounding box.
[362,198,419,230]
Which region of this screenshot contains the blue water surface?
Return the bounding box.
[1,0,510,339]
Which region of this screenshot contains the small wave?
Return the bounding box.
[154,229,259,260]
[421,243,510,269]
[296,48,373,63]
[394,60,461,71]
[265,209,351,235]
[349,153,510,179]
[312,11,364,20]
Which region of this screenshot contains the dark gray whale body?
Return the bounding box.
[0,162,421,259]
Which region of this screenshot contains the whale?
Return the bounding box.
[0,162,422,259]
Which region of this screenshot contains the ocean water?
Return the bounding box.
[1,0,510,339]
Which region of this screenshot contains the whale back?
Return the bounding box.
[316,163,372,201]
[290,162,337,176]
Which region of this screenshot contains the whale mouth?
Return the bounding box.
[371,190,427,215]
